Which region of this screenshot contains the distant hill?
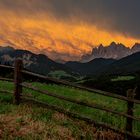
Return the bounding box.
[104,52,140,75]
[0,46,71,75]
[81,42,140,62]
[65,58,115,75]
[66,52,140,75]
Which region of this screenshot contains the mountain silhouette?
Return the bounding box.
[81,42,140,62]
[66,58,115,75]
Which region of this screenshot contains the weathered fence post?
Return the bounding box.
[14,59,23,105]
[126,87,136,140]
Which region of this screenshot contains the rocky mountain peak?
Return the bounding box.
[110,41,117,47]
[81,42,140,62]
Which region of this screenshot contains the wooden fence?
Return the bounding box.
[0,59,140,140]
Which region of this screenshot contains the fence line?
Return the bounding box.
[0,60,140,139]
[0,65,140,104]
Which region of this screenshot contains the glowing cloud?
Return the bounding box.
[0,0,140,61]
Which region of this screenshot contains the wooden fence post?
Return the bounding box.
[126,87,136,140]
[14,59,23,105]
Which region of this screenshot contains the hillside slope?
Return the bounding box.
[66,52,140,75]
[104,52,140,75]
[66,58,115,75]
[0,46,71,75]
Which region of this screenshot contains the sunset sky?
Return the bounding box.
[0,0,140,61]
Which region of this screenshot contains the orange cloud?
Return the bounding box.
[0,11,140,61]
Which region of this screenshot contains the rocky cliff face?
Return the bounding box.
[81,42,140,62]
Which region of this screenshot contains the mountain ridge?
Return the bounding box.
[81,42,140,62]
[0,45,140,76]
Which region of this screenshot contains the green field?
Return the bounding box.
[48,70,74,79]
[0,80,140,139]
[111,76,135,82]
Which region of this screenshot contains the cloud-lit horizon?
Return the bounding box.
[0,0,140,61]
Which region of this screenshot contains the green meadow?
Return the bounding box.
[0,80,140,139]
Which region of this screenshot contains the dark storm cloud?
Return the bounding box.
[0,0,140,38]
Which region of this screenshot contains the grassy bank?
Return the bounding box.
[0,80,140,139]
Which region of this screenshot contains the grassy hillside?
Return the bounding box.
[0,81,140,139]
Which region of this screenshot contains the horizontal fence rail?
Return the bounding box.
[0,77,14,82]
[0,64,14,70]
[0,60,140,140]
[22,70,140,105]
[22,82,140,122]
[0,90,13,95]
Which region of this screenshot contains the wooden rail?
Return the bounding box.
[0,90,13,95]
[22,70,140,104]
[22,82,140,122]
[0,64,14,70]
[0,77,13,82]
[0,59,140,139]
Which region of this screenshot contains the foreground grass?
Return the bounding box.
[0,102,124,140]
[0,80,140,139]
[0,102,92,139]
